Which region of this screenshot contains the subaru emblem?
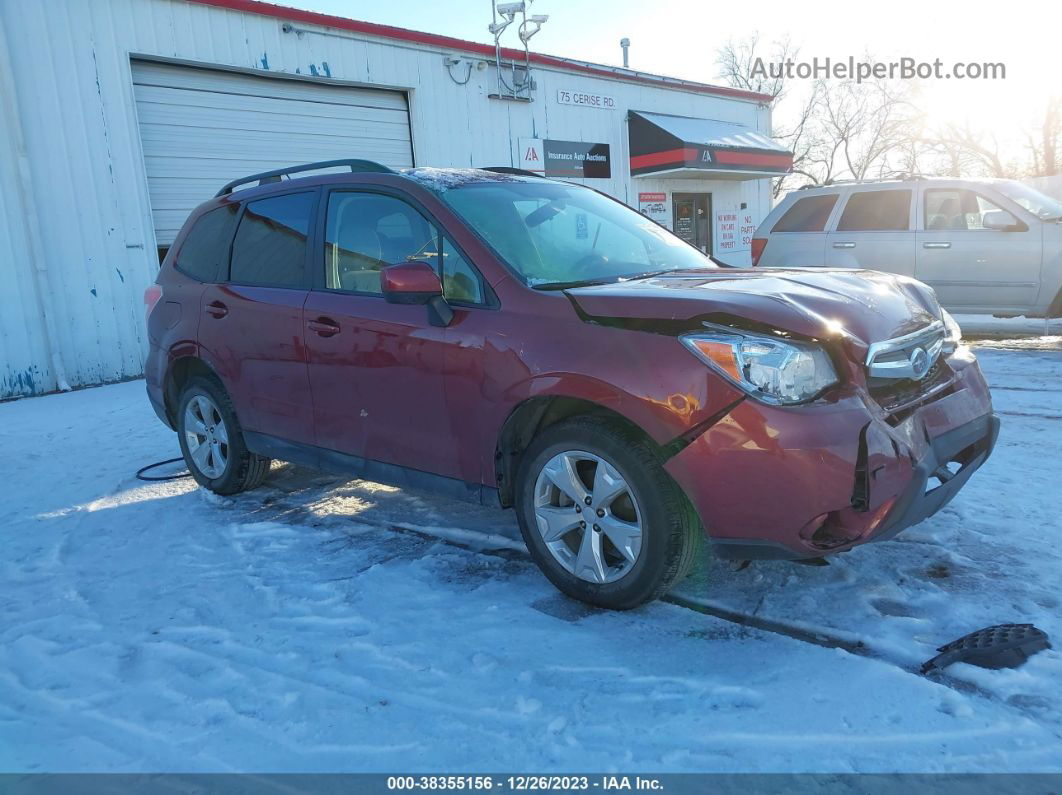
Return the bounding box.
[909,346,930,379]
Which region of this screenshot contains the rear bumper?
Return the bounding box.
[145,342,174,430]
[147,383,173,429]
[664,350,997,560]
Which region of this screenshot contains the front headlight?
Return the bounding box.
[680,327,839,405]
[941,309,962,354]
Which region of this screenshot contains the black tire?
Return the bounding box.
[176,376,271,495]
[1048,288,1062,319]
[514,415,703,610]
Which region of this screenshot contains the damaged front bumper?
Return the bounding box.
[663,349,998,560]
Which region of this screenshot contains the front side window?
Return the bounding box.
[175,204,238,282]
[230,192,315,287]
[925,189,1007,230]
[772,194,838,233]
[441,238,485,304]
[990,180,1062,221]
[438,181,717,288]
[324,192,487,304]
[836,189,912,232]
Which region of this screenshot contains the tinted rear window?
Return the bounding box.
[230,192,315,287]
[175,204,238,282]
[837,190,912,231]
[772,194,838,232]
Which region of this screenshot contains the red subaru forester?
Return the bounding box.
[145,161,998,609]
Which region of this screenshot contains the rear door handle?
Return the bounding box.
[204,301,228,319]
[308,317,341,337]
[832,242,856,249]
[923,242,952,249]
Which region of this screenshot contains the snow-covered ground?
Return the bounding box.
[1,343,1060,773]
[954,314,1060,340]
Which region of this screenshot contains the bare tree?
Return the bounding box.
[718,36,1059,186]
[715,33,794,101]
[1026,96,1060,177]
[921,121,1010,177]
[815,77,921,181]
[716,38,921,193]
[716,34,816,196]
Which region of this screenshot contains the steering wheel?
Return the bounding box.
[574,253,609,272]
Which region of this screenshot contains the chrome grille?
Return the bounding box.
[865,321,946,381]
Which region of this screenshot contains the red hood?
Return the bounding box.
[564,268,942,352]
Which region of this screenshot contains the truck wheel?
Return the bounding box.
[176,377,271,495]
[1048,288,1062,319]
[514,416,702,610]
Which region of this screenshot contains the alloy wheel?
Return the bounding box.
[183,394,229,479]
[533,450,643,584]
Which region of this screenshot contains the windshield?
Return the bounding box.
[438,181,718,287]
[991,180,1062,221]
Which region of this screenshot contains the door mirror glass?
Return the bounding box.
[981,209,1021,231]
[380,261,443,305]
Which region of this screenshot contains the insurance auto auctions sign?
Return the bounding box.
[556,89,616,110]
[519,138,612,179]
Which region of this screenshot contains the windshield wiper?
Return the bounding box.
[534,268,718,291]
[621,267,718,282]
[533,278,614,291]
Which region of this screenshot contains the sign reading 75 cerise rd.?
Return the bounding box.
[556,89,616,110]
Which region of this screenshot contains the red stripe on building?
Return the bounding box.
[186,0,772,103]
[629,148,700,169]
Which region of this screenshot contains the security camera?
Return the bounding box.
[496,2,526,16]
[530,14,549,23]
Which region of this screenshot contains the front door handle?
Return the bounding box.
[832,241,856,249]
[923,242,952,249]
[204,301,228,319]
[308,317,341,337]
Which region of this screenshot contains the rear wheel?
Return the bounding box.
[176,377,271,495]
[514,416,702,609]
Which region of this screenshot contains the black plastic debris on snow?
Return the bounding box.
[921,624,1051,674]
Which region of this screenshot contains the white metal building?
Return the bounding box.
[0,0,788,398]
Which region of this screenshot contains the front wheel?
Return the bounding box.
[176,377,271,495]
[514,416,702,610]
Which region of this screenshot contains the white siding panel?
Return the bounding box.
[131,61,413,244]
[0,127,53,398]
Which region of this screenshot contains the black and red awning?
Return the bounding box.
[628,110,793,179]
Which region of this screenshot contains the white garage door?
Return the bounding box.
[132,60,414,246]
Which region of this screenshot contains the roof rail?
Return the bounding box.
[479,166,545,179]
[215,159,396,197]
[798,174,929,190]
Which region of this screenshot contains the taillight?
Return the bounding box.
[144,285,163,318]
[750,238,768,267]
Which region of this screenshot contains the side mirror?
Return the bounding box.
[380,261,454,327]
[982,210,1024,231]
[381,261,442,304]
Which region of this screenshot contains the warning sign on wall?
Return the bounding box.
[716,210,756,251]
[638,192,667,225]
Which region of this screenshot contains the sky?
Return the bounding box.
[279,0,1056,155]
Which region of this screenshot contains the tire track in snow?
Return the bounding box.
[225,485,1060,740]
